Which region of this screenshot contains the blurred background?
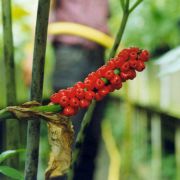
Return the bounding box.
[0,0,180,179]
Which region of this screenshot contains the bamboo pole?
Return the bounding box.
[24,0,50,179]
[175,125,180,180]
[1,0,20,168]
[151,114,162,180]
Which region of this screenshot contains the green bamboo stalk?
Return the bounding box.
[175,126,180,180]
[151,114,162,180]
[24,0,50,179]
[1,0,20,168]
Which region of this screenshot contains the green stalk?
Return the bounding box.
[24,0,50,179]
[2,0,20,168]
[68,101,96,180]
[108,11,129,59]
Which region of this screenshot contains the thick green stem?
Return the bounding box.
[24,0,50,179]
[2,0,20,168]
[108,12,129,59]
[68,101,96,180]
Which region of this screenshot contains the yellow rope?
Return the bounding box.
[48,22,114,49]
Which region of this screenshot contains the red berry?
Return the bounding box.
[120,72,129,82]
[121,62,130,72]
[107,59,116,69]
[74,81,85,89]
[118,49,129,60]
[110,75,122,85]
[112,83,122,90]
[75,88,85,99]
[95,78,105,89]
[84,78,94,90]
[96,65,110,77]
[129,47,139,53]
[67,87,76,98]
[85,90,95,101]
[98,87,110,96]
[79,99,90,108]
[63,106,76,116]
[95,93,104,101]
[59,95,69,107]
[58,89,68,96]
[139,50,149,62]
[50,93,61,104]
[88,72,99,80]
[69,97,80,107]
[136,61,145,72]
[104,70,114,80]
[127,70,136,80]
[129,60,138,69]
[129,51,137,59]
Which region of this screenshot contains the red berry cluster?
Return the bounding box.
[50,47,149,116]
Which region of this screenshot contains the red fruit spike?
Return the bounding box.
[110,75,122,85]
[79,99,90,108]
[104,70,114,80]
[95,78,105,89]
[129,60,138,69]
[127,69,136,80]
[63,106,76,116]
[75,88,85,99]
[121,62,130,72]
[59,95,69,107]
[50,93,61,104]
[136,61,145,72]
[139,50,149,62]
[69,97,80,107]
[85,90,95,101]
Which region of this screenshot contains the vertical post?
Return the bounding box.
[1,0,20,167]
[122,83,133,178]
[175,125,180,180]
[24,0,50,179]
[151,114,162,180]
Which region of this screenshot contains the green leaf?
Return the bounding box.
[0,166,23,180]
[0,149,25,164]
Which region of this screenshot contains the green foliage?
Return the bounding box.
[0,149,25,164]
[0,149,25,179]
[109,0,180,50]
[0,166,23,180]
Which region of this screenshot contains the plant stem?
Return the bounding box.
[68,101,96,180]
[24,0,50,179]
[2,0,20,168]
[108,12,129,59]
[129,0,143,13]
